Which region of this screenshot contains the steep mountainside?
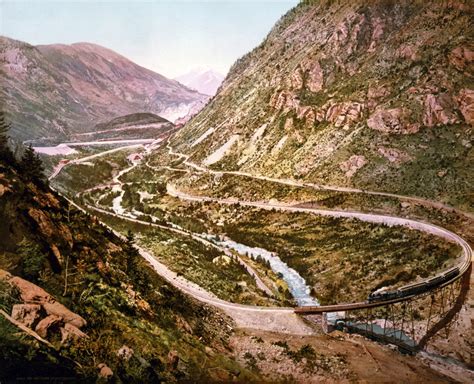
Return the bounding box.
[0,159,253,382]
[172,0,473,210]
[0,37,207,141]
[175,68,225,96]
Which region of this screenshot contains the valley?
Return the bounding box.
[1,0,473,382]
[41,118,472,381]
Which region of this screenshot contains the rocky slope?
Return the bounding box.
[0,158,254,382]
[0,36,207,141]
[171,0,473,210]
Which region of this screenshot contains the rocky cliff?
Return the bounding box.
[172,0,473,210]
[0,37,207,141]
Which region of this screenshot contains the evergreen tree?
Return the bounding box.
[20,144,45,183]
[0,112,15,164]
[17,238,47,281]
[125,230,139,273]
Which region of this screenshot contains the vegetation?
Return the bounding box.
[20,145,46,185]
[0,159,257,382]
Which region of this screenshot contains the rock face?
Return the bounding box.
[35,314,62,338]
[0,36,207,141]
[367,108,419,134]
[340,155,367,178]
[423,94,459,127]
[171,1,472,206]
[11,304,41,328]
[457,88,474,124]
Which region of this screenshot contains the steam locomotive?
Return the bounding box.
[367,266,459,303]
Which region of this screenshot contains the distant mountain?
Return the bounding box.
[0,36,208,141]
[172,1,473,210]
[175,68,225,96]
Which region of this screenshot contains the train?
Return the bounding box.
[367,266,460,303]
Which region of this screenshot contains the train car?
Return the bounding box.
[368,266,460,303]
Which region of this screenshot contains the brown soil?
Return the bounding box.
[230,328,456,383]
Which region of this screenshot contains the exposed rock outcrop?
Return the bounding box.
[449,46,474,74]
[457,88,474,124]
[60,323,87,345]
[423,94,459,127]
[340,155,367,178]
[35,314,62,338]
[3,271,87,331]
[367,107,419,134]
[11,304,41,328]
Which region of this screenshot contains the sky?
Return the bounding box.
[1,0,299,78]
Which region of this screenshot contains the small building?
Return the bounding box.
[127,153,143,164]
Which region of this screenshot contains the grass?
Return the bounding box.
[90,210,284,306]
[158,202,460,305]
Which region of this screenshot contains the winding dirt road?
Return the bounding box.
[48,139,472,334]
[166,143,474,221]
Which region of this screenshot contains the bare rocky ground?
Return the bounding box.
[230,328,458,383]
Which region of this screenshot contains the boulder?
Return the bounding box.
[27,208,56,238]
[10,276,51,303]
[9,275,86,328]
[60,323,87,345]
[42,301,86,329]
[11,304,41,328]
[117,345,134,361]
[167,350,179,370]
[35,314,62,338]
[98,363,113,380]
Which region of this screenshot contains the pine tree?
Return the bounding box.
[0,111,15,164]
[17,238,46,281]
[125,230,139,274]
[20,144,45,183]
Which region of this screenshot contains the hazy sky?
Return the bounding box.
[1,0,298,78]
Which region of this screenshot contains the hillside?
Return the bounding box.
[0,158,254,382]
[70,112,175,141]
[0,37,207,141]
[171,0,473,211]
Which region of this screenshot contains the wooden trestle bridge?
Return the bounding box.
[294,231,472,352]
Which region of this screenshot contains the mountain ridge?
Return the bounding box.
[171,0,473,210]
[175,68,225,96]
[0,36,207,141]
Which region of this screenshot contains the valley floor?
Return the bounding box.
[46,131,473,383]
